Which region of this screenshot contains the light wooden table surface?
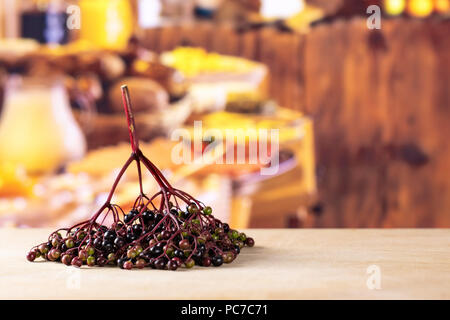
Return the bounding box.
[0,228,448,299]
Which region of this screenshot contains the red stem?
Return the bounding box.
[121,85,139,154]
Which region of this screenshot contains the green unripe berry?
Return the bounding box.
[203,206,212,215]
[86,256,96,267]
[188,204,198,214]
[65,238,75,249]
[77,232,86,241]
[107,253,116,261]
[197,236,206,244]
[86,246,95,256]
[166,247,174,258]
[185,259,195,269]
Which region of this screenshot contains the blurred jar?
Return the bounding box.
[0,76,86,175]
[20,0,73,44]
[78,0,134,50]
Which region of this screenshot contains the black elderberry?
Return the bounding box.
[104,230,116,241]
[102,241,114,252]
[160,230,171,240]
[124,209,138,224]
[198,244,206,253]
[193,250,203,259]
[132,224,143,235]
[117,258,128,269]
[93,238,103,248]
[126,233,138,243]
[150,246,162,257]
[174,249,185,259]
[142,210,154,223]
[167,260,178,271]
[139,251,152,260]
[148,258,156,269]
[114,237,126,248]
[212,255,223,267]
[154,258,166,270]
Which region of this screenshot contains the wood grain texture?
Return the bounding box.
[304,18,450,227]
[0,228,449,299]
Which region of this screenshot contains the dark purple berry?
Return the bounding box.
[212,256,223,267]
[27,251,36,262]
[245,237,255,247]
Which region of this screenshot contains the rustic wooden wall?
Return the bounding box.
[140,17,450,227]
[304,18,450,227]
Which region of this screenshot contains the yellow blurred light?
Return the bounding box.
[407,0,434,17]
[435,0,450,13]
[78,0,134,50]
[384,0,406,15]
[0,162,32,197]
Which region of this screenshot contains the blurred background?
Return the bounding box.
[0,0,448,229]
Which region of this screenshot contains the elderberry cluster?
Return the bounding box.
[26,85,255,271]
[27,202,254,270]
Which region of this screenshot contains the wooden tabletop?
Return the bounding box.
[0,228,449,300]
